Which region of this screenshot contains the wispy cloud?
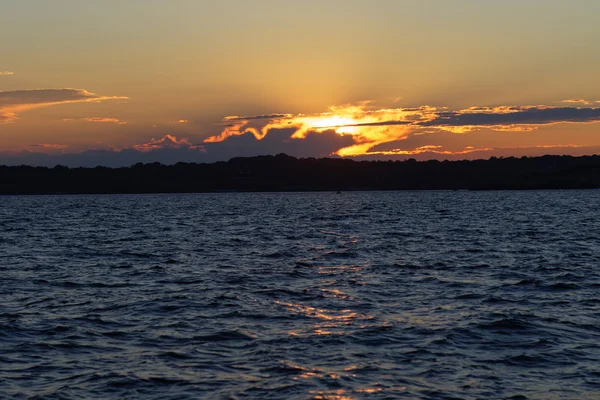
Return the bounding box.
[29,143,69,150]
[224,114,294,121]
[366,145,492,156]
[62,117,127,124]
[206,102,600,157]
[0,71,14,76]
[83,117,127,124]
[560,99,598,106]
[369,143,588,157]
[0,88,128,123]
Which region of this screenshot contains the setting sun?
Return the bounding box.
[303,115,359,134]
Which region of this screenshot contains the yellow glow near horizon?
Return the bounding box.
[205,103,426,156]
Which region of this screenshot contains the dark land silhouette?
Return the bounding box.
[1,154,600,194]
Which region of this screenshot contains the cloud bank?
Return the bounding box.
[204,103,600,157]
[3,101,600,167]
[0,129,357,167]
[2,132,598,168]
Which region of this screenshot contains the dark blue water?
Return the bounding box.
[1,191,600,399]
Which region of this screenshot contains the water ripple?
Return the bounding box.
[1,191,600,399]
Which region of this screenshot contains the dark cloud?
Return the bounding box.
[420,107,600,127]
[203,128,353,160]
[314,107,600,130]
[223,114,293,121]
[322,120,413,128]
[0,128,352,167]
[0,148,208,168]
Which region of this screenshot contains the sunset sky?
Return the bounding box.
[2,0,600,165]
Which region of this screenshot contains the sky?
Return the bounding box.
[1,0,600,166]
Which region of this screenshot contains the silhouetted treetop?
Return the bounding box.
[1,154,599,194]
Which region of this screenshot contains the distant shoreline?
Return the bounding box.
[2,188,600,197]
[1,153,600,195]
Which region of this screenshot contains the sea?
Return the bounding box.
[1,191,599,399]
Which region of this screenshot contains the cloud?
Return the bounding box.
[351,144,600,162]
[224,114,294,121]
[0,128,355,167]
[363,143,588,158]
[561,99,598,106]
[132,134,204,152]
[83,117,127,124]
[175,119,188,123]
[4,100,600,167]
[419,107,600,130]
[0,112,16,123]
[204,102,600,157]
[0,88,127,123]
[203,128,354,160]
[0,89,124,107]
[3,140,599,168]
[0,71,14,76]
[29,144,69,150]
[62,117,127,124]
[0,135,206,167]
[365,145,493,156]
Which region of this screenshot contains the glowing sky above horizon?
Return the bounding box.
[1,0,600,162]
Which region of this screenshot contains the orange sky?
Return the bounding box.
[1,1,600,165]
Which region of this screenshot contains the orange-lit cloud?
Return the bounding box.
[83,117,127,124]
[365,144,589,157]
[205,102,600,157]
[561,99,599,106]
[132,134,204,152]
[175,119,188,123]
[205,103,440,156]
[0,89,127,123]
[0,71,14,76]
[367,145,493,156]
[62,117,127,124]
[29,143,68,150]
[506,144,587,150]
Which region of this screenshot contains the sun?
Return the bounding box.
[302,114,359,134]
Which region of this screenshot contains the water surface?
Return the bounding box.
[1,191,600,399]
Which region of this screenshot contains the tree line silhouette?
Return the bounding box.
[1,154,600,194]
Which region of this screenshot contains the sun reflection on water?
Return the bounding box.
[274,262,392,398]
[311,389,355,400]
[310,387,390,400]
[274,299,373,337]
